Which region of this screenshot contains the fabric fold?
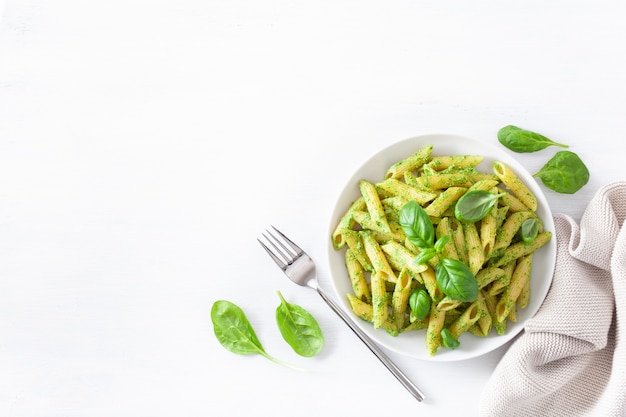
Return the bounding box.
[479,181,626,417]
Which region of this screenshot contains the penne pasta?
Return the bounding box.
[392,269,413,330]
[426,303,446,355]
[493,161,538,211]
[377,178,438,205]
[331,144,552,355]
[427,155,484,171]
[424,186,468,217]
[463,221,484,275]
[362,232,397,282]
[359,180,391,233]
[345,248,371,303]
[495,254,533,322]
[385,144,433,180]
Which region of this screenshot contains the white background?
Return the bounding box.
[1,1,625,416]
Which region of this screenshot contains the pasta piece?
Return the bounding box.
[462,221,484,275]
[436,217,460,261]
[436,296,461,312]
[493,161,538,212]
[345,248,371,303]
[392,269,413,330]
[404,170,431,191]
[359,180,391,233]
[376,178,437,205]
[381,195,410,213]
[347,294,399,335]
[427,155,484,171]
[476,266,506,289]
[467,179,500,192]
[362,232,397,282]
[480,203,498,258]
[474,294,492,337]
[385,144,433,179]
[331,196,366,249]
[342,230,373,272]
[420,266,443,302]
[424,186,467,217]
[448,300,482,340]
[508,303,518,322]
[488,261,515,296]
[401,317,429,332]
[418,173,474,190]
[449,217,468,265]
[491,211,536,258]
[493,231,551,267]
[426,303,446,356]
[483,291,507,334]
[380,240,428,278]
[494,205,510,230]
[371,270,390,329]
[499,192,531,213]
[495,254,533,322]
[352,211,405,243]
[518,272,531,308]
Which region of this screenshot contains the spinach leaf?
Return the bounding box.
[520,218,539,244]
[441,328,460,349]
[498,125,568,153]
[400,200,435,249]
[211,300,299,369]
[435,258,478,302]
[454,190,502,223]
[408,287,431,320]
[533,150,590,194]
[275,291,324,357]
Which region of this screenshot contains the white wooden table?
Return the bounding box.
[1,1,625,416]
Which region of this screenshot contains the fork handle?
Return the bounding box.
[316,288,426,402]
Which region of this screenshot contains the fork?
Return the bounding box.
[258,225,425,402]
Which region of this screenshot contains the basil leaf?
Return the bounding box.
[408,287,431,320]
[211,300,297,369]
[400,201,435,249]
[275,291,324,357]
[434,235,450,254]
[498,125,568,153]
[441,328,460,350]
[533,150,590,194]
[454,190,502,223]
[414,247,436,265]
[520,218,539,244]
[435,258,478,302]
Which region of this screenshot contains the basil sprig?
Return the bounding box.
[275,291,324,357]
[498,125,568,152]
[533,150,590,194]
[454,190,502,223]
[399,201,478,303]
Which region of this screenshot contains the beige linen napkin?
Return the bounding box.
[479,181,626,417]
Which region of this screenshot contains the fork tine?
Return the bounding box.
[270,225,303,256]
[264,227,299,262]
[257,237,287,270]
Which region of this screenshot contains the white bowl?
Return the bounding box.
[326,133,556,361]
